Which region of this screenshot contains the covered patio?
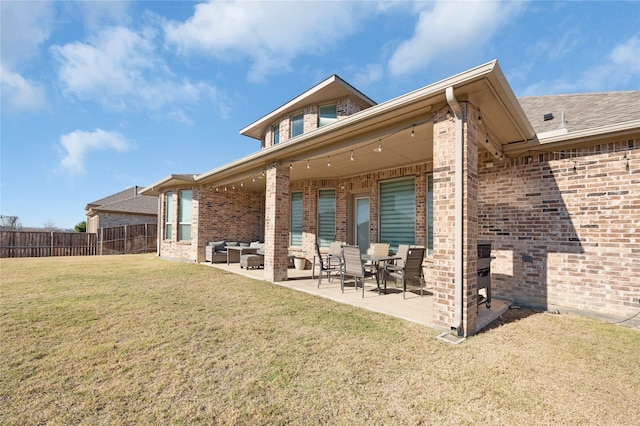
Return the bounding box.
[205,261,511,335]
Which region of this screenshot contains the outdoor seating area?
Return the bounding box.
[311,242,427,298]
[205,241,265,267]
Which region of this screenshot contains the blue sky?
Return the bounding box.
[1,1,639,230]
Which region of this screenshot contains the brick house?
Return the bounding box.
[142,61,639,336]
[85,186,158,233]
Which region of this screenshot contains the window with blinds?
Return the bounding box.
[379,178,415,250]
[290,192,303,247]
[317,189,336,249]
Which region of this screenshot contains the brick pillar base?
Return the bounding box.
[264,161,290,282]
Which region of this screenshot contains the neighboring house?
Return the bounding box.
[85,186,158,233]
[141,61,639,336]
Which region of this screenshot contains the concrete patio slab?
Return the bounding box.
[203,262,510,334]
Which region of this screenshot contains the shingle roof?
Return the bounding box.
[86,186,157,215]
[518,91,640,135]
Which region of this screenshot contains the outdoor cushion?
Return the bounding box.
[209,240,226,252]
[225,241,239,247]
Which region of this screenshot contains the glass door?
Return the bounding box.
[355,196,370,255]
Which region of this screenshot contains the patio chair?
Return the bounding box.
[383,244,410,288]
[384,246,426,299]
[315,242,341,288]
[341,245,377,297]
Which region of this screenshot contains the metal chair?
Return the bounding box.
[383,244,410,288]
[341,245,377,297]
[315,242,341,288]
[384,247,425,298]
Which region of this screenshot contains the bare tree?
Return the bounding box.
[42,221,58,231]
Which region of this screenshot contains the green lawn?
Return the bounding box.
[1,254,638,425]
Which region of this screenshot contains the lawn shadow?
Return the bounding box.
[480,305,541,332]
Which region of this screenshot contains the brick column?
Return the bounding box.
[432,103,479,336]
[264,161,290,282]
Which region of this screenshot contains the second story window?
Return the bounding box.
[319,104,337,127]
[291,113,304,137]
[272,123,280,145]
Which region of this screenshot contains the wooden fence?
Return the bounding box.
[0,224,157,258]
[0,231,97,258]
[98,224,157,255]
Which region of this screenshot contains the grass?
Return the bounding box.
[1,254,639,425]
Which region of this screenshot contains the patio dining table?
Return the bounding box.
[361,253,400,291]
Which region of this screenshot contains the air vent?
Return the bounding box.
[544,113,554,121]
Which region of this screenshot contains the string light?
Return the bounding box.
[350,150,354,161]
[411,125,415,138]
[252,176,256,182]
[375,140,382,152]
[307,160,310,169]
[240,181,244,187]
[327,157,331,167]
[289,162,293,170]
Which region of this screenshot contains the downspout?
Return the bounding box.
[446,86,464,336]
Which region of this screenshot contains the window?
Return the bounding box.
[272,123,280,145]
[178,189,192,241]
[290,192,303,246]
[317,189,336,249]
[291,113,304,137]
[379,178,415,251]
[427,174,433,255]
[318,104,337,127]
[164,191,173,240]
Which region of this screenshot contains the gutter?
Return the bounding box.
[446,86,465,336]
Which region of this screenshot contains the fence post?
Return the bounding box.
[124,225,127,255]
[144,223,148,253]
[100,228,103,256]
[50,231,54,257]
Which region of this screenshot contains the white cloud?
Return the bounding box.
[60,129,133,175]
[0,1,55,67]
[388,1,524,76]
[351,64,384,89]
[51,26,216,112]
[522,35,640,95]
[0,64,46,113]
[163,0,365,82]
[0,1,54,114]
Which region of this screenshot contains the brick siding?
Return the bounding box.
[479,139,640,319]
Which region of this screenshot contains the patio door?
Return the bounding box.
[354,196,370,255]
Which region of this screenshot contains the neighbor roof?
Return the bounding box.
[86,186,158,215]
